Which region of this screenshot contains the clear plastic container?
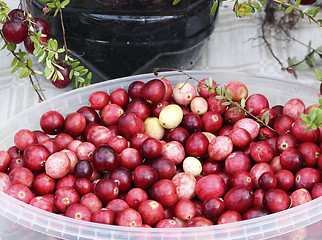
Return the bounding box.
[31,0,218,82]
[0,71,321,240]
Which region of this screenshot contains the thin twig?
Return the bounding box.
[59,8,68,60]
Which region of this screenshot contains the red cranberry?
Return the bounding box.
[250,162,274,189]
[297,142,320,167]
[106,199,129,215]
[280,148,305,173]
[91,208,115,224]
[127,81,145,99]
[5,184,33,204]
[119,147,143,170]
[115,208,142,227]
[197,78,217,99]
[30,196,53,212]
[295,167,321,191]
[32,173,55,195]
[76,106,100,124]
[9,167,34,188]
[150,157,176,180]
[208,136,233,161]
[23,143,50,172]
[201,111,223,133]
[224,186,254,214]
[225,151,251,175]
[54,186,80,213]
[74,178,93,196]
[311,183,322,199]
[88,91,110,110]
[243,207,270,220]
[229,127,252,149]
[94,178,119,202]
[2,18,27,44]
[195,174,226,201]
[150,179,178,207]
[291,119,320,142]
[202,159,223,175]
[273,115,294,135]
[53,133,73,151]
[133,165,158,189]
[125,187,149,210]
[172,172,197,200]
[223,105,246,125]
[185,216,213,227]
[253,188,265,209]
[290,188,312,207]
[40,111,65,135]
[80,193,103,214]
[33,18,51,39]
[202,198,225,221]
[249,141,274,163]
[92,145,119,172]
[65,203,92,221]
[118,112,144,140]
[161,141,185,166]
[14,129,38,151]
[230,171,253,189]
[0,151,10,172]
[140,138,162,160]
[258,171,277,190]
[173,199,196,221]
[217,210,242,224]
[207,94,227,115]
[142,79,166,104]
[166,127,190,145]
[51,63,72,88]
[138,200,164,226]
[110,88,129,109]
[276,133,297,153]
[109,167,133,192]
[45,152,71,179]
[181,112,203,133]
[275,169,295,192]
[263,188,290,213]
[283,98,305,121]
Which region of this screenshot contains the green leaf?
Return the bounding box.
[61,0,70,8]
[19,67,28,79]
[11,65,20,73]
[314,68,322,81]
[47,3,56,8]
[33,45,42,56]
[296,0,301,7]
[27,58,32,68]
[300,11,304,18]
[306,54,316,68]
[74,66,85,71]
[56,69,64,80]
[221,101,231,106]
[313,6,320,17]
[10,57,18,67]
[54,8,59,17]
[240,98,246,108]
[33,70,43,75]
[279,4,283,12]
[38,52,47,63]
[45,65,55,79]
[258,0,265,5]
[69,69,74,79]
[210,1,218,16]
[78,69,89,76]
[285,7,293,14]
[6,43,16,51]
[172,0,181,5]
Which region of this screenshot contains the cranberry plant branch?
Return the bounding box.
[154,67,275,132]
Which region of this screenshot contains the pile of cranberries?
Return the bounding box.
[0,77,321,231]
[1,9,72,88]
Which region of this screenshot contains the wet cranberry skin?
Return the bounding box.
[263,188,290,213]
[133,165,158,189]
[224,186,254,214]
[295,167,321,191]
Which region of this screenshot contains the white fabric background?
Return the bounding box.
[0,1,321,124]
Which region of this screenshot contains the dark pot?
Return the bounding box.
[32,0,218,83]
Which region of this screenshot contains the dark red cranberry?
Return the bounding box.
[263,188,290,213]
[94,178,119,202]
[109,167,133,192]
[224,186,254,214]
[74,159,93,179]
[133,165,158,189]
[92,145,119,172]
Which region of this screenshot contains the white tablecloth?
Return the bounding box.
[0,1,321,124]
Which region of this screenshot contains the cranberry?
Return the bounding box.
[280,148,305,173]
[258,108,278,127]
[9,167,34,188]
[230,171,253,189]
[125,188,149,210]
[7,146,22,159]
[91,208,115,224]
[23,143,50,172]
[0,151,10,172]
[181,112,203,133]
[133,165,158,189]
[150,179,178,207]
[86,125,112,147]
[138,200,164,226]
[185,216,213,227]
[106,199,129,215]
[202,198,225,220]
[127,81,145,99]
[119,147,143,170]
[208,136,233,161]
[45,152,71,179]
[190,96,208,115]
[197,78,217,99]
[5,184,33,204]
[276,133,297,153]
[217,210,242,224]
[92,145,119,172]
[106,135,128,154]
[80,193,103,214]
[233,118,260,140]
[207,93,227,115]
[291,188,312,207]
[185,132,209,157]
[291,119,320,143]
[2,18,27,44]
[76,106,100,124]
[273,115,294,135]
[172,81,197,106]
[225,80,248,102]
[258,171,277,190]
[14,129,38,151]
[0,172,10,192]
[151,100,169,118]
[283,98,305,121]
[115,208,142,227]
[243,207,270,220]
[7,9,26,22]
[53,133,73,151]
[156,219,182,228]
[295,167,321,191]
[150,157,176,180]
[117,112,144,140]
[94,178,119,202]
[173,199,196,221]
[51,63,72,88]
[88,91,110,110]
[202,159,223,175]
[30,196,53,212]
[101,103,124,126]
[142,79,166,104]
[125,98,151,121]
[161,141,185,165]
[140,137,162,160]
[311,183,322,199]
[33,18,51,39]
[225,151,251,175]
[166,127,190,146]
[172,172,196,200]
[109,167,133,192]
[263,188,290,213]
[224,186,254,214]
[73,159,93,179]
[195,174,226,201]
[297,142,320,167]
[224,105,246,125]
[249,141,274,163]
[252,188,265,209]
[110,88,129,109]
[9,157,25,171]
[229,127,252,148]
[74,178,92,196]
[65,203,92,221]
[54,186,80,213]
[250,162,274,189]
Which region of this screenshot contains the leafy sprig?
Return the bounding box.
[300,98,322,131]
[40,0,70,17]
